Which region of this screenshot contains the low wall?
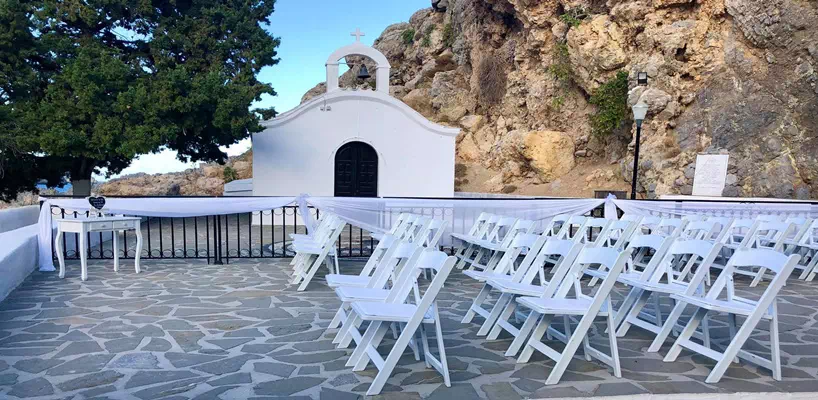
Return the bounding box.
[0,205,39,233]
[0,224,38,303]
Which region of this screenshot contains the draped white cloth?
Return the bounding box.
[605,197,818,219]
[306,196,606,245]
[38,196,296,271]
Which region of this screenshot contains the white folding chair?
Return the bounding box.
[289,214,339,270]
[453,214,498,269]
[515,247,633,384]
[327,241,421,335]
[370,213,413,241]
[483,239,583,353]
[291,218,346,291]
[462,217,522,271]
[461,233,542,326]
[679,220,724,242]
[795,219,818,280]
[743,221,795,286]
[663,249,800,383]
[345,252,457,395]
[598,219,638,251]
[613,239,722,352]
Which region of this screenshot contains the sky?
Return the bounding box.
[100,0,430,180]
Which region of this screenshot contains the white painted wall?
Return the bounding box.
[253,90,458,198]
[0,205,39,233]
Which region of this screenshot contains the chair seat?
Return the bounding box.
[516,297,607,316]
[292,242,325,254]
[452,233,482,245]
[486,279,543,297]
[463,270,511,282]
[326,274,369,288]
[670,294,771,319]
[335,287,388,303]
[472,240,506,251]
[290,233,311,240]
[620,277,687,294]
[350,302,435,323]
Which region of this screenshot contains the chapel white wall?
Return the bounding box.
[252,94,456,198]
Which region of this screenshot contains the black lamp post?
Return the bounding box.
[630,72,649,199]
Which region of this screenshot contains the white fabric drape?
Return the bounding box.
[606,197,818,219]
[38,196,296,271]
[307,196,606,245]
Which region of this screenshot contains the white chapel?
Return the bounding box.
[229,29,459,198]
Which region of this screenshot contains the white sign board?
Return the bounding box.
[692,154,729,196]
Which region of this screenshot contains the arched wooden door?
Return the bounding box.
[334,141,378,197]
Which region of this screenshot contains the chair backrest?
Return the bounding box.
[634,216,661,235]
[408,255,457,314]
[489,216,520,244]
[403,216,433,244]
[647,239,722,294]
[389,213,412,235]
[574,218,611,247]
[707,249,800,310]
[466,212,493,237]
[598,220,636,250]
[554,216,588,242]
[533,240,584,298]
[757,214,783,222]
[555,247,632,301]
[799,219,818,247]
[680,220,722,242]
[487,232,542,275]
[748,221,795,251]
[682,214,705,223]
[366,241,422,290]
[623,234,674,278]
[383,246,434,303]
[655,218,686,237]
[498,233,549,283]
[620,214,642,222]
[720,218,756,247]
[424,219,449,248]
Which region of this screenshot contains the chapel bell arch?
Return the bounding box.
[325,29,391,94]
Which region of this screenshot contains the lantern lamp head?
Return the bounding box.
[632,101,649,125]
[637,72,649,86]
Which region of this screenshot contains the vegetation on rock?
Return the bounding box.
[402,28,417,45]
[476,54,507,108]
[589,71,630,137]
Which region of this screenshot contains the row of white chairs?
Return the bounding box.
[457,212,804,385]
[320,213,454,395]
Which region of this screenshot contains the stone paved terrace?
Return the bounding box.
[2,258,818,400]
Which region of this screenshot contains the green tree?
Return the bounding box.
[0,0,280,198]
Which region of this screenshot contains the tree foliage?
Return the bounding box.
[0,0,280,199]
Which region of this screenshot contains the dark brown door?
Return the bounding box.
[334,142,378,197]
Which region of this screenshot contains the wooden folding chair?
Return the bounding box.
[515,247,633,384]
[663,249,800,383]
[345,252,457,395]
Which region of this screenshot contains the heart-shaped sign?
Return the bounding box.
[88,196,106,211]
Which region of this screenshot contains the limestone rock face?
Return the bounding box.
[109,0,818,199]
[498,130,575,182]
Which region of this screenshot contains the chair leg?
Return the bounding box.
[462,285,491,324]
[367,321,424,396]
[611,288,643,334]
[664,308,708,362]
[329,305,346,330]
[546,314,600,385]
[771,304,782,380]
[606,300,622,378]
[349,321,387,369]
[616,290,652,337]
[648,300,686,352]
[488,296,518,340]
[506,310,541,357]
[433,308,451,387]
[420,324,431,368]
[336,314,362,347]
[478,293,512,336]
[518,313,553,364]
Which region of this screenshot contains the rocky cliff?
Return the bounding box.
[309,0,818,199]
[100,0,818,199]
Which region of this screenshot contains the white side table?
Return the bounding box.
[54,216,143,281]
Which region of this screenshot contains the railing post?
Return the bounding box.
[213,215,223,265]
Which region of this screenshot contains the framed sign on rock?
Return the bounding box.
[692,154,729,197]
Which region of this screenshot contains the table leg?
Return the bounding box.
[134,222,142,274]
[79,230,88,281]
[113,229,119,272]
[56,230,66,278]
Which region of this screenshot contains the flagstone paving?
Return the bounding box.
[1,258,818,399]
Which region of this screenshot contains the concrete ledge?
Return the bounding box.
[0,224,39,303]
[0,205,39,233]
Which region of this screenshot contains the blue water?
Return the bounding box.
[36,183,72,194]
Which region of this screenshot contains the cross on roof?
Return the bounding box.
[351,28,365,42]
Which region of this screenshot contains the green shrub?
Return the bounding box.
[559,7,588,28]
[421,25,434,47]
[551,95,565,111]
[402,28,416,45]
[223,166,238,183]
[442,22,456,48]
[589,71,630,136]
[547,43,573,84]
